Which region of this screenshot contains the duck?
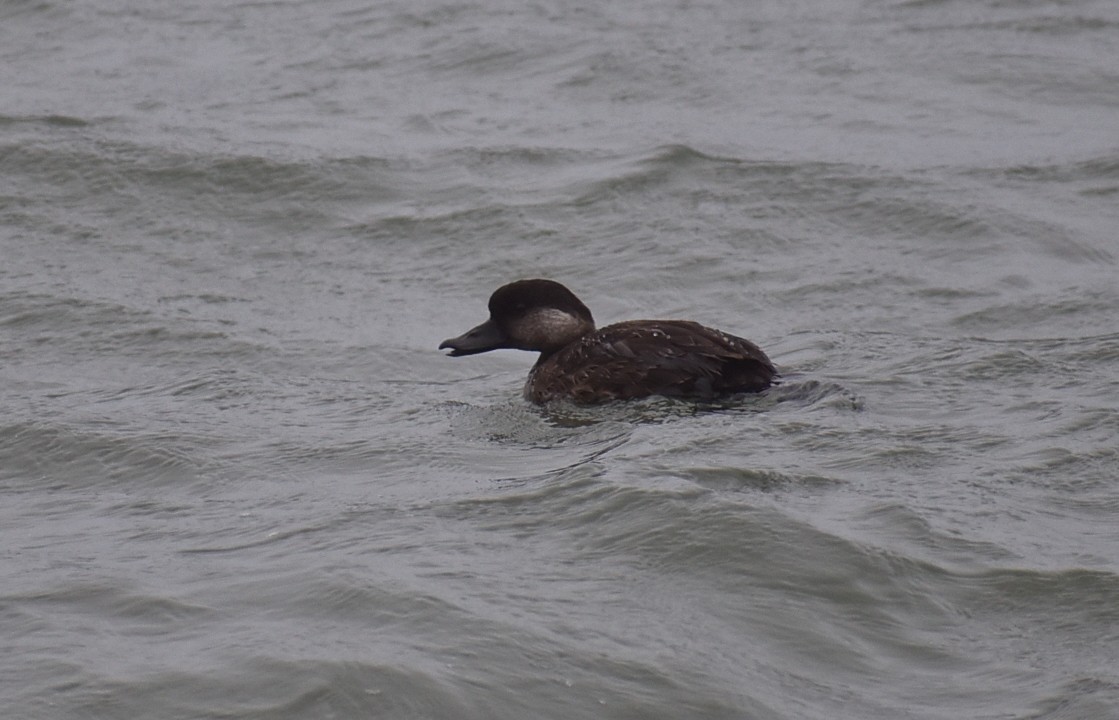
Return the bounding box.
[439,279,777,404]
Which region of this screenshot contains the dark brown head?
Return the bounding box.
[439,279,596,357]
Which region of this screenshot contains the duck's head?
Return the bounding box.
[439,279,596,357]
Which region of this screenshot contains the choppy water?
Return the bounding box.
[3,1,1119,718]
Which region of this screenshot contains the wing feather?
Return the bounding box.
[527,320,776,403]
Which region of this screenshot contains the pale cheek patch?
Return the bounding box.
[513,309,586,349]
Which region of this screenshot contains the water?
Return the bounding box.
[2,1,1118,718]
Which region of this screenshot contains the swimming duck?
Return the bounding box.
[439,279,777,404]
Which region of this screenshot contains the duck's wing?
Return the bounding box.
[529,320,777,403]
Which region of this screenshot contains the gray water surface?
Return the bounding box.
[2,1,1118,718]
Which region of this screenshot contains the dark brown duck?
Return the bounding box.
[439,279,778,404]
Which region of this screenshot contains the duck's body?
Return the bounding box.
[439,279,777,405]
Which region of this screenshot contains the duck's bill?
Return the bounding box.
[439,318,509,357]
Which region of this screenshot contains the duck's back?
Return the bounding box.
[526,320,777,404]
